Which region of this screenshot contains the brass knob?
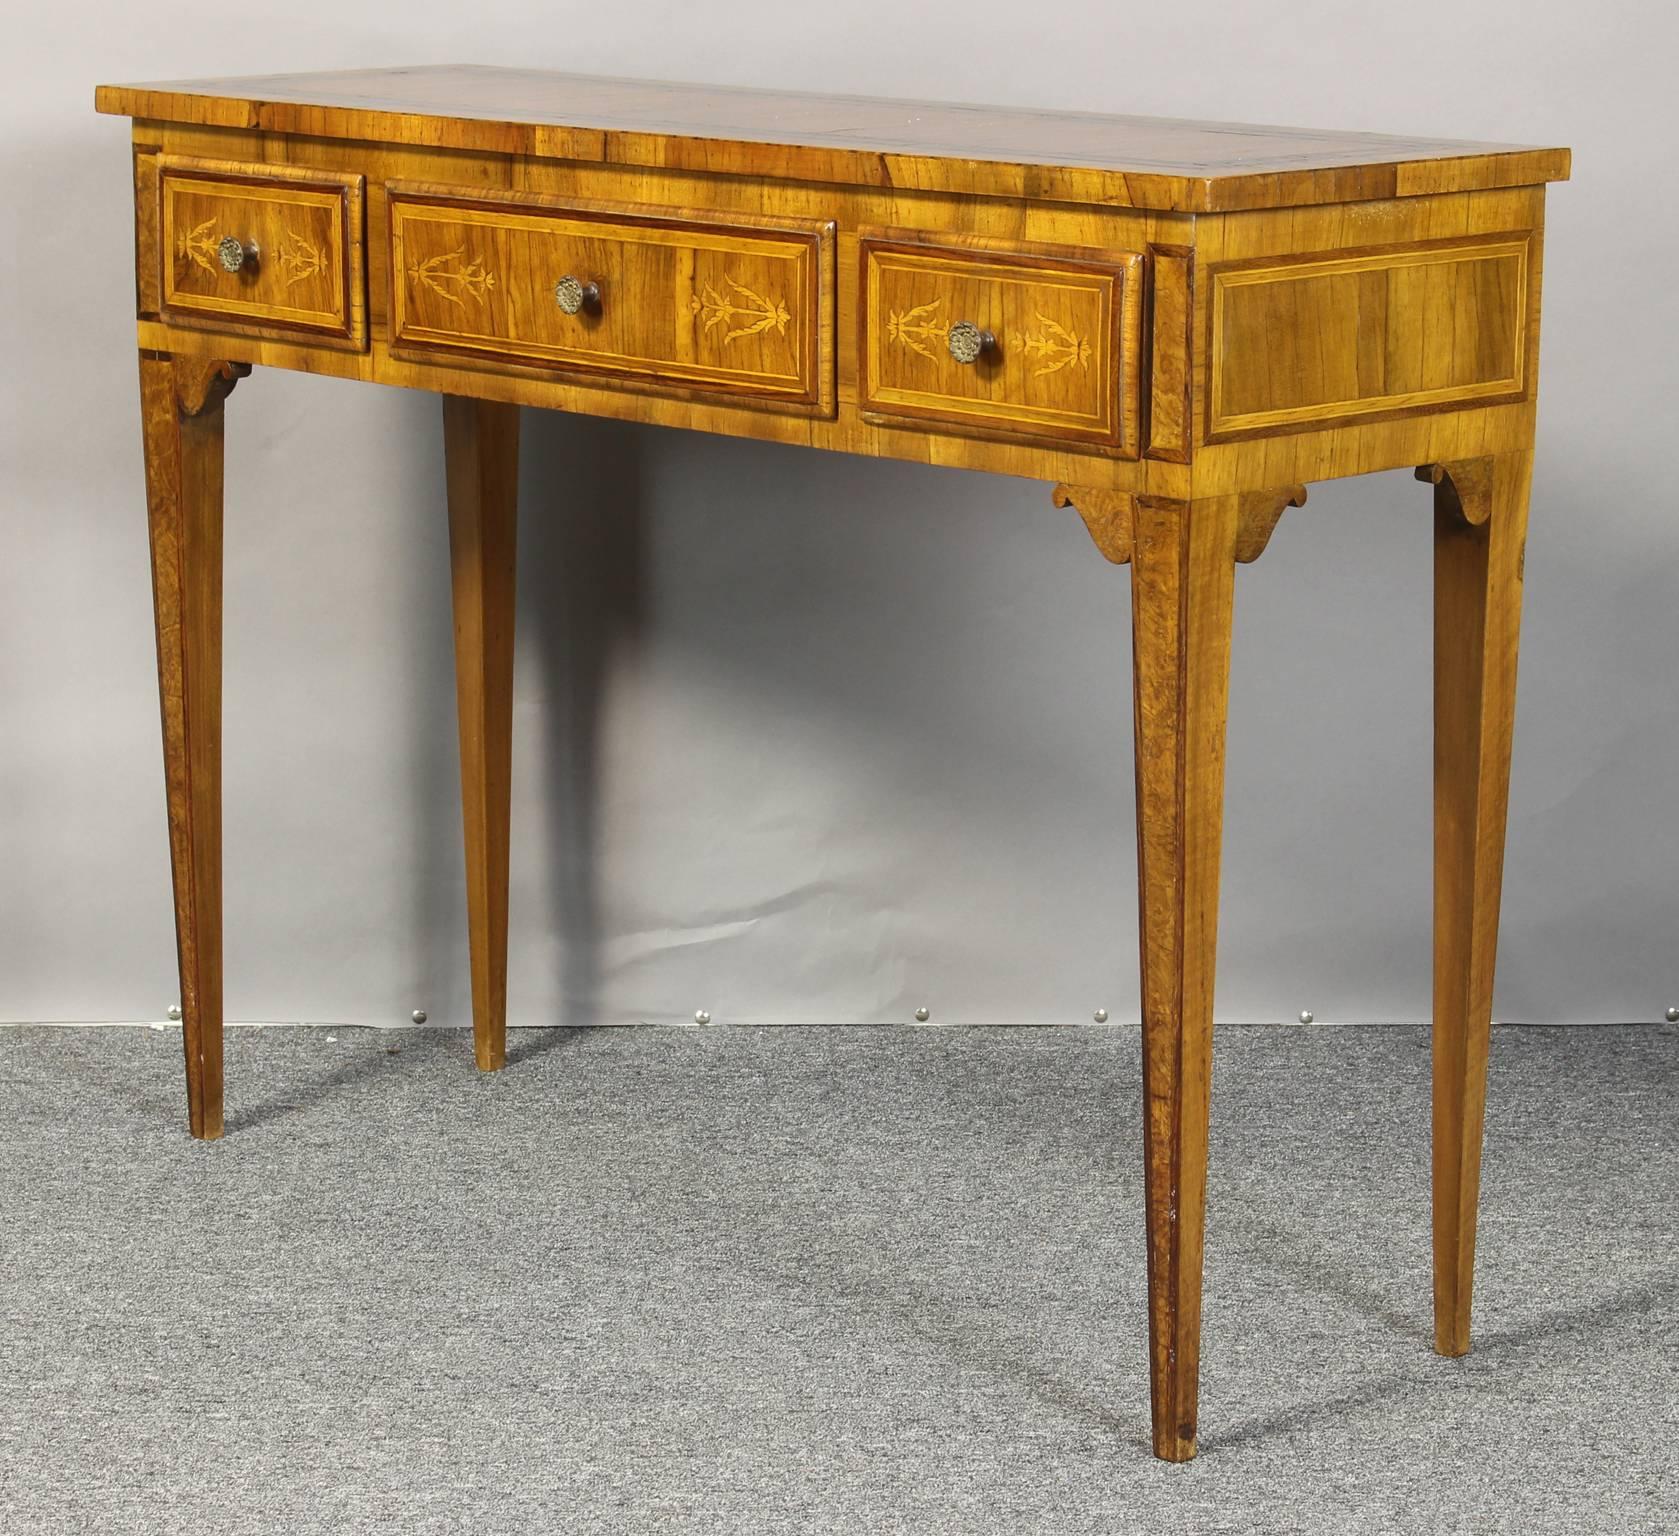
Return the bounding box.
[217,236,257,274]
[946,320,995,364]
[554,275,600,315]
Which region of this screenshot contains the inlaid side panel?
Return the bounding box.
[1207,232,1532,441]
[859,232,1142,453]
[388,184,835,414]
[159,156,364,346]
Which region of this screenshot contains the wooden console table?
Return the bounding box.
[95,68,1569,1460]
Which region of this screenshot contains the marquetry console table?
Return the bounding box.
[95,67,1569,1460]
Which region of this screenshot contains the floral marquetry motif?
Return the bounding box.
[886,299,950,361]
[178,219,219,274]
[861,234,1139,451]
[409,248,497,307]
[385,186,832,411]
[689,274,792,344]
[156,155,365,346]
[1013,316,1091,376]
[276,230,329,288]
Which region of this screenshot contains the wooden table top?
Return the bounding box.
[95,66,1570,213]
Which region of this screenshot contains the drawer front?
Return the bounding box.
[389,186,835,413]
[159,157,365,345]
[860,234,1141,452]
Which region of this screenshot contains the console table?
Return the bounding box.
[95,67,1569,1460]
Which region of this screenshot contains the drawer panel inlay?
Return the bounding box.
[859,234,1142,452]
[1208,232,1533,439]
[389,186,835,412]
[158,156,364,345]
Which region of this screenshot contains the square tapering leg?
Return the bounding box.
[443,396,520,1071]
[1426,450,1533,1357]
[1128,492,1240,1462]
[140,352,247,1140]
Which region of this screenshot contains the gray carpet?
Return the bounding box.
[1,1023,1674,1535]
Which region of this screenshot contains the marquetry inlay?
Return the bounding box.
[155,155,365,348]
[409,247,497,307]
[101,64,1568,1469]
[886,299,950,360]
[275,231,329,288]
[1207,232,1534,440]
[688,274,792,344]
[385,185,834,413]
[861,233,1140,452]
[178,218,219,274]
[1012,316,1091,376]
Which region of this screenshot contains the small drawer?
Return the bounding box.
[860,232,1142,453]
[159,156,365,346]
[388,185,836,414]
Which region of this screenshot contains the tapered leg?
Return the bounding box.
[1129,493,1240,1462]
[140,352,248,1140]
[1425,450,1532,1357]
[443,396,520,1071]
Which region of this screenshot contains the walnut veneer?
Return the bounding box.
[96,65,1570,1462]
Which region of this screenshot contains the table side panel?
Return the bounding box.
[1208,232,1533,440]
[1188,184,1549,486]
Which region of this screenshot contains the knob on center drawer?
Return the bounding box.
[554,275,600,315]
[217,236,258,273]
[946,320,996,364]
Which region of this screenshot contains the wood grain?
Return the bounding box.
[95,67,1570,213]
[1050,484,1135,564]
[139,352,248,1140]
[1232,484,1308,564]
[1209,233,1532,440]
[158,155,365,347]
[1424,450,1532,1358]
[1129,491,1240,1462]
[859,231,1140,451]
[444,396,521,1073]
[393,185,834,412]
[1145,246,1193,463]
[101,73,1567,1461]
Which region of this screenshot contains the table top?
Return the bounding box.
[95,66,1569,213]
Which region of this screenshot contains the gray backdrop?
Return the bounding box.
[3,2,1673,1029]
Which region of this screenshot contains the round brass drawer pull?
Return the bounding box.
[217,236,258,274]
[946,320,995,364]
[554,275,600,315]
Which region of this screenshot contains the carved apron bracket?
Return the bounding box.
[1417,460,1494,528]
[1052,484,1138,565]
[173,357,252,419]
[1233,484,1308,563]
[1053,481,1307,566]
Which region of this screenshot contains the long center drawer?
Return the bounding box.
[388,185,835,413]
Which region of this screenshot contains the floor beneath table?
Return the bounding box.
[1,1023,1674,1535]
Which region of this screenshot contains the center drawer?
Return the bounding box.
[388,185,835,413]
